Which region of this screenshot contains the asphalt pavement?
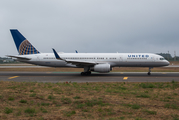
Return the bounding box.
[0,72,179,83]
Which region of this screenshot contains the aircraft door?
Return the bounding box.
[119,55,123,61]
[151,55,155,62]
[35,55,40,61]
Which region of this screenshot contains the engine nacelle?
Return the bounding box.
[91,64,111,73]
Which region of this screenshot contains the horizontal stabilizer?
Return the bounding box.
[7,55,31,60]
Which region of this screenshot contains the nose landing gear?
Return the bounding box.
[148,67,153,75]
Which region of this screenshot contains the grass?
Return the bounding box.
[73,96,81,99]
[19,99,27,103]
[24,108,36,114]
[24,108,36,117]
[136,93,150,98]
[139,83,156,88]
[64,110,76,117]
[61,97,72,104]
[143,109,157,115]
[122,103,141,109]
[164,103,178,109]
[131,104,141,109]
[87,98,108,107]
[172,114,179,120]
[30,89,34,92]
[41,102,50,106]
[48,95,55,100]
[0,81,178,119]
[29,93,36,97]
[8,97,15,101]
[4,107,13,114]
[40,107,48,113]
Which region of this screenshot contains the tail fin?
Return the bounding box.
[10,29,40,55]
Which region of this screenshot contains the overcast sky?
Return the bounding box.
[0,0,179,57]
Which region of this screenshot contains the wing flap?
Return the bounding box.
[65,59,96,66]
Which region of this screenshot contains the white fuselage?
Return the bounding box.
[17,53,169,68]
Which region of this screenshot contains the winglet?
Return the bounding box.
[52,48,63,60]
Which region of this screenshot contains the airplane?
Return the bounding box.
[8,29,170,75]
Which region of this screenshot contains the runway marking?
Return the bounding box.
[123,77,128,80]
[8,76,19,79]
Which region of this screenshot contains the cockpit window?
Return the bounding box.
[160,58,165,60]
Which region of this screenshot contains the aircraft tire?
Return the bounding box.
[81,72,91,76]
[88,72,91,75]
[86,72,91,75]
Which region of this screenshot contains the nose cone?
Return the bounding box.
[165,60,170,66]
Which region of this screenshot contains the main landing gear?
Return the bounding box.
[81,66,91,76]
[148,67,153,75]
[81,71,91,75]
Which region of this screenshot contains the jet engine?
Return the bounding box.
[91,64,111,73]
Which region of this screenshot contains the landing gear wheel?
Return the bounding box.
[148,72,151,75]
[87,71,91,75]
[81,71,91,76]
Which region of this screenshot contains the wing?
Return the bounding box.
[52,48,97,66]
[65,59,96,66]
[6,55,31,60]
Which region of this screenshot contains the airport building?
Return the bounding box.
[0,57,15,63]
[157,53,172,60]
[157,53,178,61]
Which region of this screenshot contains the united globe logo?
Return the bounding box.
[18,40,39,55]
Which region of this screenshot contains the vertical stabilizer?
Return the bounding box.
[10,29,40,55]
